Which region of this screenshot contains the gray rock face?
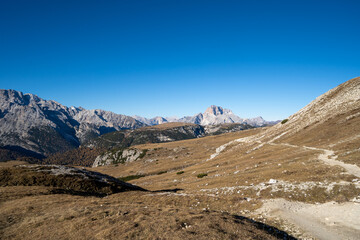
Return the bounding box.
[92,148,145,167]
[133,115,168,125]
[184,105,276,126]
[0,89,146,157]
[73,108,146,142]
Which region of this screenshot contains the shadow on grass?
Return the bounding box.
[49,187,184,198]
[48,188,184,197]
[48,188,121,197]
[233,215,297,240]
[151,188,183,193]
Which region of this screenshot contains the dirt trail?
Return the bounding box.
[273,143,360,178]
[259,199,360,240]
[305,147,360,178]
[262,143,360,239]
[208,136,360,239]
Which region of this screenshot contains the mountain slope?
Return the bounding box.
[85,122,206,150]
[73,108,146,142]
[0,89,145,158]
[252,77,360,166]
[204,123,254,135]
[266,77,360,137]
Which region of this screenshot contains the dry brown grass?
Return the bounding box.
[0,129,299,240]
[0,165,146,197]
[0,187,295,240]
[91,126,359,205]
[94,128,265,179]
[0,161,29,168]
[278,107,360,167]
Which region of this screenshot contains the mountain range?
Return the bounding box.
[0,89,145,157]
[0,89,274,159]
[133,105,278,127]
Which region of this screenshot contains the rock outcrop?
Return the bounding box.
[0,165,146,195]
[93,148,146,167]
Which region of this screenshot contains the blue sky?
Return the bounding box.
[0,0,359,120]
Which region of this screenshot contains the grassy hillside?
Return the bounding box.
[42,147,105,167]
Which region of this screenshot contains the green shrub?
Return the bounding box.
[139,149,148,159]
[176,171,185,175]
[117,174,145,182]
[157,171,167,175]
[281,119,289,124]
[197,173,208,178]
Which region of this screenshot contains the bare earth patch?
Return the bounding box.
[258,199,360,240]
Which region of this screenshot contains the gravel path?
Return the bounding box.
[276,143,360,178]
[305,147,360,178]
[259,199,360,240]
[260,143,360,239]
[209,137,360,239]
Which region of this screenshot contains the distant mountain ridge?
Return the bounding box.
[134,105,278,127]
[0,89,275,160]
[0,89,145,157]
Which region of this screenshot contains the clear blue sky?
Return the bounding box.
[1,0,359,120]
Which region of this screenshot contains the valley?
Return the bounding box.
[1,77,360,239]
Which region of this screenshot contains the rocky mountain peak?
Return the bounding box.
[0,89,39,106]
[204,105,233,116]
[153,116,167,124]
[205,105,223,115]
